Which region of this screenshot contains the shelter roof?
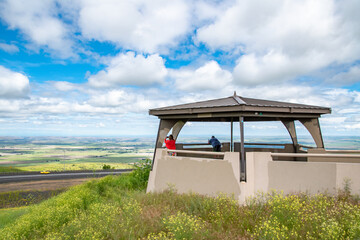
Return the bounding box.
[149,94,331,121]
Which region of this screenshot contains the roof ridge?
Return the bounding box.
[232,94,246,105]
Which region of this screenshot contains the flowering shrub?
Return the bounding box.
[1,171,360,240]
[249,191,360,239]
[162,211,204,239]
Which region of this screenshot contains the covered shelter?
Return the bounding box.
[150,93,331,181]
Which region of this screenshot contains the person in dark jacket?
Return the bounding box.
[208,136,221,152]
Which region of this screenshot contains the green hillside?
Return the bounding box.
[1,160,360,239]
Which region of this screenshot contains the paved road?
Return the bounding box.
[0,169,133,184]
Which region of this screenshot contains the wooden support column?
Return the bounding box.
[239,116,246,182]
[299,118,325,149]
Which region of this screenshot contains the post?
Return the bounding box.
[151,119,180,170]
[299,118,325,148]
[151,121,162,170]
[281,119,298,153]
[239,116,246,181]
[230,118,233,152]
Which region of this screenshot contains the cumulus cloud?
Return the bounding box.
[88,52,167,88]
[88,89,159,113]
[0,43,19,53]
[78,0,191,53]
[328,65,360,85]
[233,52,301,85]
[0,0,74,58]
[172,61,233,91]
[0,66,30,98]
[196,0,360,85]
[53,81,78,91]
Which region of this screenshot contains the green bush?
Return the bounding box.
[102,164,111,170]
[128,159,152,190]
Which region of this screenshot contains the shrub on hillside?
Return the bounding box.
[128,159,151,190]
[102,164,111,170]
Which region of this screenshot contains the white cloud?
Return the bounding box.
[344,123,360,129]
[88,52,167,88]
[78,0,191,53]
[0,43,19,53]
[88,89,156,113]
[0,66,30,98]
[0,99,21,112]
[233,52,307,85]
[196,0,360,85]
[328,65,360,85]
[53,81,78,91]
[0,0,74,58]
[172,61,233,91]
[89,89,130,107]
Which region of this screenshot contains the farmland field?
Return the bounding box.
[1,135,359,173]
[0,137,154,173]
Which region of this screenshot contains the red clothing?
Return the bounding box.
[164,138,176,150]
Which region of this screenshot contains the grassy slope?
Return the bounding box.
[0,207,29,229]
[0,189,66,209]
[0,162,360,239]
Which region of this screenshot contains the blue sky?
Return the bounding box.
[0,0,360,140]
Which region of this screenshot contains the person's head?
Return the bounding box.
[211,136,215,139]
[169,134,174,140]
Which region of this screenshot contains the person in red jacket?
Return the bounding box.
[164,134,176,150]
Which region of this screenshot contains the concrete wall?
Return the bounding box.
[147,149,242,201]
[244,152,360,198]
[147,149,360,204]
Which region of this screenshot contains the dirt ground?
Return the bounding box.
[0,178,95,192]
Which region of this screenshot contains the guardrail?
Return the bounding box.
[176,142,230,152]
[166,149,225,159]
[166,149,225,156]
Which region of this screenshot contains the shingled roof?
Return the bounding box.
[149,93,331,120]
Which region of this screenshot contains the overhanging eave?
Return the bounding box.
[155,112,323,121]
[149,106,331,117]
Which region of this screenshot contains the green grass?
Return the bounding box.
[0,207,29,229]
[0,189,66,209]
[13,162,132,172]
[0,166,24,173]
[1,161,359,239]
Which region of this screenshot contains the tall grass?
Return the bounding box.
[0,207,29,229]
[0,189,66,209]
[1,160,360,239]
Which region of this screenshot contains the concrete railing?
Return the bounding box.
[318,149,360,154]
[271,152,360,163]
